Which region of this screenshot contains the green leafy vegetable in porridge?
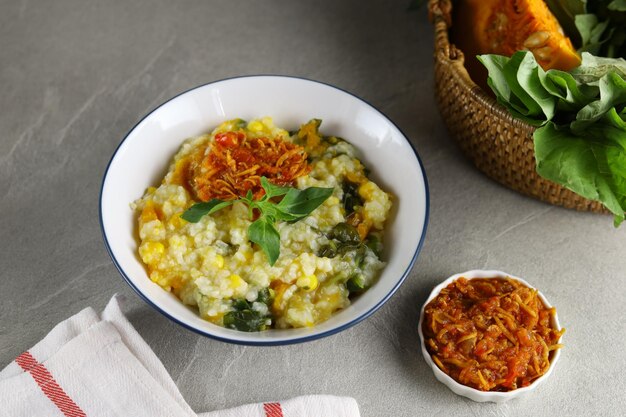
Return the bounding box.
[223,289,274,332]
[133,117,393,331]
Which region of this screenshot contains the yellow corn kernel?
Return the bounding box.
[296,274,318,292]
[229,274,246,289]
[149,270,161,283]
[204,312,225,324]
[229,274,248,297]
[345,171,365,185]
[260,116,274,128]
[358,181,376,200]
[139,241,164,264]
[149,241,165,253]
[248,120,265,132]
[147,186,157,194]
[149,270,171,291]
[169,212,186,228]
[326,196,339,206]
[214,254,224,269]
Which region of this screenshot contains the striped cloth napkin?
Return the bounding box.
[0,295,360,417]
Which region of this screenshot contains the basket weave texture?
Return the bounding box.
[428,0,606,213]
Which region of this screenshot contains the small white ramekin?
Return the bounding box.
[418,270,563,402]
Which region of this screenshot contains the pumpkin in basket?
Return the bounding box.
[451,0,581,89]
[453,0,580,71]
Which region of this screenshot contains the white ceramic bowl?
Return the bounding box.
[100,75,429,345]
[418,270,563,402]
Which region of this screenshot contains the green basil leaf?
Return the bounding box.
[253,200,300,222]
[248,218,281,266]
[272,208,301,222]
[181,199,233,222]
[276,186,334,217]
[251,200,276,219]
[260,176,291,198]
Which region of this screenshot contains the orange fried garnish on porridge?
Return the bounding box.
[187,131,310,201]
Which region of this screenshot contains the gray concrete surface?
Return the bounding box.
[1,0,625,415]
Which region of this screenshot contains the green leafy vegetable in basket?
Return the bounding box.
[478,51,626,226]
[546,0,626,58]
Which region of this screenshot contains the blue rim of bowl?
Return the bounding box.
[99,75,430,346]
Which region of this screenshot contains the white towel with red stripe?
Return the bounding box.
[0,295,360,417]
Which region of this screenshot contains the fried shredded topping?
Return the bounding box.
[422,277,565,392]
[190,131,310,201]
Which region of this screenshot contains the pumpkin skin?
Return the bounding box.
[452,0,581,78]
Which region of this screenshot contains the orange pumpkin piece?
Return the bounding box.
[453,0,581,72]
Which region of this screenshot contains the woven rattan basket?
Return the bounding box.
[428,0,606,213]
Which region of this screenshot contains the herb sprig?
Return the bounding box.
[181,177,334,265]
